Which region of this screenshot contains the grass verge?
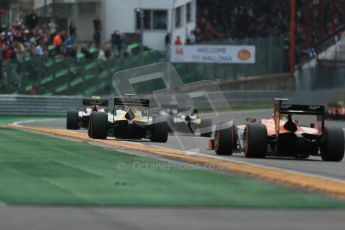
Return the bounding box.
[0,127,344,208]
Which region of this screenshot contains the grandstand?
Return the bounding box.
[0,0,345,95]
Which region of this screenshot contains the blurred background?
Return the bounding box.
[0,0,345,115]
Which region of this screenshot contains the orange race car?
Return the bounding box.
[210,99,344,162]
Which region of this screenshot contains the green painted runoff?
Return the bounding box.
[0,127,345,208]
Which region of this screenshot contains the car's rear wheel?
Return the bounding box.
[321,127,344,162]
[244,123,267,158]
[150,116,168,143]
[88,112,108,139]
[66,111,80,130]
[200,118,212,137]
[214,122,235,155]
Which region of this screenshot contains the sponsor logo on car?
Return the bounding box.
[309,105,321,110]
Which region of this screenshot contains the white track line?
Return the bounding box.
[12,119,61,126]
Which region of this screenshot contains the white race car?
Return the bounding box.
[160,105,212,137]
[66,98,108,130]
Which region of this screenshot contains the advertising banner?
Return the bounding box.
[170,45,255,64]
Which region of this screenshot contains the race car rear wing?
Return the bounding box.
[273,98,325,135]
[83,99,108,107]
[114,98,150,107]
[279,104,325,115]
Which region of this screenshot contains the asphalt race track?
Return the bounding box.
[7,109,345,230]
[1,206,345,230]
[22,109,345,180]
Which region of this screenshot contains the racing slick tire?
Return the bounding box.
[214,122,235,156]
[200,118,213,137]
[66,111,80,130]
[150,116,169,143]
[244,123,267,158]
[321,127,344,162]
[88,112,108,139]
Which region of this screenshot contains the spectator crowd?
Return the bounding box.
[0,10,82,67]
[0,10,134,87]
[196,0,345,62]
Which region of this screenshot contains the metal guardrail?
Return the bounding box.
[1,89,345,116]
[0,95,83,116]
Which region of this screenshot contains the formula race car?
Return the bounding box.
[159,104,212,137]
[88,96,169,142]
[210,98,344,162]
[325,101,345,120]
[66,97,108,130]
